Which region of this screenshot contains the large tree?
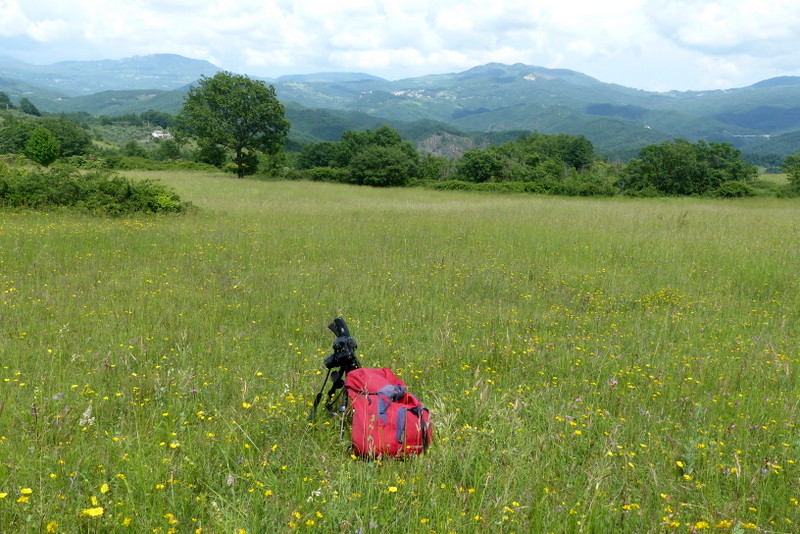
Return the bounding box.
[177,71,289,178]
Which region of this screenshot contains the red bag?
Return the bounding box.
[345,368,432,458]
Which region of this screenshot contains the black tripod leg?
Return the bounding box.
[338,391,349,440]
[308,369,332,422]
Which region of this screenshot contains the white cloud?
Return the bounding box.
[1,0,800,90]
[0,0,31,37]
[27,19,71,42]
[648,0,800,53]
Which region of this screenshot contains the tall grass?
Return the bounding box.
[1,171,798,533]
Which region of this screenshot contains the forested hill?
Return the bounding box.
[3,55,800,159]
[0,54,219,94]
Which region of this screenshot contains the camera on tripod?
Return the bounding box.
[324,317,360,372]
[308,317,361,421]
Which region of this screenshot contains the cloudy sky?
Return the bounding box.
[1,0,799,91]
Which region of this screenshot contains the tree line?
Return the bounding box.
[292,122,797,197]
[2,74,800,198]
[0,91,42,116]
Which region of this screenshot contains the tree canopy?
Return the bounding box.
[296,125,420,186]
[623,139,758,195]
[451,132,597,184]
[39,117,92,157]
[0,92,13,110]
[19,98,40,117]
[177,71,290,178]
[782,153,800,189]
[0,114,92,163]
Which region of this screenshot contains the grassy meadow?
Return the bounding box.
[1,171,799,533]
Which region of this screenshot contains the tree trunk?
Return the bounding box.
[236,147,244,178]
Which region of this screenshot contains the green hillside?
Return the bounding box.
[0,54,219,95]
[4,55,800,159]
[0,76,68,102]
[41,89,187,116]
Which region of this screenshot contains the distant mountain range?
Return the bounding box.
[2,54,799,160]
[0,54,218,94]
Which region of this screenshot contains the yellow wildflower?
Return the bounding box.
[81,506,104,517]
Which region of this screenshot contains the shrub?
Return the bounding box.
[0,165,192,215]
[775,184,800,198]
[306,166,352,183]
[623,185,662,197]
[25,126,61,166]
[556,173,618,196]
[429,177,616,196]
[711,180,756,198]
[279,168,305,181]
[105,155,217,172]
[62,155,110,170]
[429,180,477,191]
[106,155,158,170]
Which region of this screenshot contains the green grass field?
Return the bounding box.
[1,171,798,533]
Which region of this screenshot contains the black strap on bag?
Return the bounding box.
[410,405,430,454]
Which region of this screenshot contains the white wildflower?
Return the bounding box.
[79,404,95,426]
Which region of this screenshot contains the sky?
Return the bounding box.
[1,0,799,92]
